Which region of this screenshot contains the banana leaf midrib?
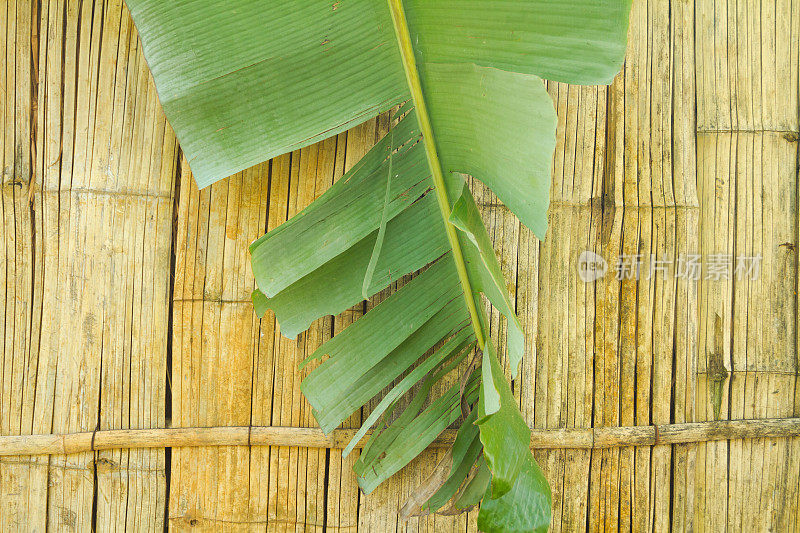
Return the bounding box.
[387,0,487,352]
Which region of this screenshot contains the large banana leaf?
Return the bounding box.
[127,0,630,529]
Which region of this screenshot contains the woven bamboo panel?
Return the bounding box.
[1,0,799,531]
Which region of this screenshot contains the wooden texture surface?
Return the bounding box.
[1,0,799,531]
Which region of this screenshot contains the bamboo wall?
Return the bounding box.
[1,0,799,531]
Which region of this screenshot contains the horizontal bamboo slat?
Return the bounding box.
[2,418,800,456]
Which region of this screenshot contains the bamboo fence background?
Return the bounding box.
[1,0,800,531]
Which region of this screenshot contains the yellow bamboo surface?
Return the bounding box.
[1,0,799,531]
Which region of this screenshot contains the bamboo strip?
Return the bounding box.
[2,418,800,457]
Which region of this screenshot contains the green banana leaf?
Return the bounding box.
[126,0,630,530]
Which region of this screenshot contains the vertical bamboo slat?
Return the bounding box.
[693,1,800,531]
[1,0,176,530]
[526,80,608,532]
[169,154,270,529]
[671,1,700,530]
[1,0,39,529]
